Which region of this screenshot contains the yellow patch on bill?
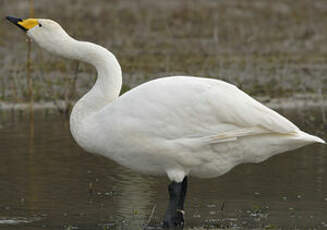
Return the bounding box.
[18,18,39,30]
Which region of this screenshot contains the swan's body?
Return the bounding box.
[7,17,325,228]
[74,75,323,182]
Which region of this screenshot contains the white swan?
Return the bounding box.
[7,16,325,228]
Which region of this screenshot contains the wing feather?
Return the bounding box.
[202,79,299,134]
[104,76,300,143]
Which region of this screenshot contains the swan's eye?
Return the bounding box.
[39,23,42,27]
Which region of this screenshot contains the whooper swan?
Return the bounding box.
[7,16,325,229]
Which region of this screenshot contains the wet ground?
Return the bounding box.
[0,106,326,230]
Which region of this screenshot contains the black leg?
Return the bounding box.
[180,177,187,211]
[163,176,188,229]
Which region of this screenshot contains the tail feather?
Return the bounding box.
[183,128,325,146]
[296,131,325,144]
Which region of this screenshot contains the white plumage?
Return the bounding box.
[79,76,324,182]
[11,18,325,184]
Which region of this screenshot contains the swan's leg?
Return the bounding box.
[179,176,187,212]
[163,176,188,229]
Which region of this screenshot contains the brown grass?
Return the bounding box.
[0,0,326,103]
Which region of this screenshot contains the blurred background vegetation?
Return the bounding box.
[0,2,326,229]
[0,0,326,106]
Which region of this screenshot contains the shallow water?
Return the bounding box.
[0,107,326,230]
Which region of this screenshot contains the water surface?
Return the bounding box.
[0,107,326,229]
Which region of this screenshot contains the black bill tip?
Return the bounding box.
[6,16,27,32]
[6,16,22,24]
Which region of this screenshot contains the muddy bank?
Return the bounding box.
[0,94,325,112]
[1,0,327,103]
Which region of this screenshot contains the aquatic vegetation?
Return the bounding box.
[1,0,327,104]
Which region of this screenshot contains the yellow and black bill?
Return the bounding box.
[6,16,39,32]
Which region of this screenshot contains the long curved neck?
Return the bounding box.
[66,40,122,123]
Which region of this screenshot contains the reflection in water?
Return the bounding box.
[27,109,39,219]
[115,170,155,217]
[0,107,326,229]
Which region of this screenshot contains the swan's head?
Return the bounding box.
[6,16,75,59]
